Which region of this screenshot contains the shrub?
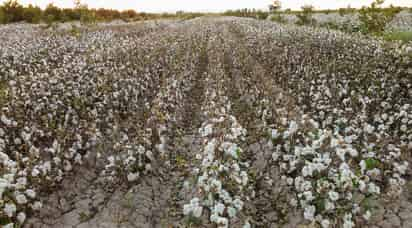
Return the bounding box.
[359,0,401,35]
[44,3,62,23]
[256,11,269,20]
[74,1,96,25]
[2,0,24,23]
[296,5,316,26]
[0,7,5,24]
[22,4,42,23]
[383,31,412,43]
[270,14,286,23]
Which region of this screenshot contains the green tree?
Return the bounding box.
[2,0,24,23]
[296,5,316,26]
[0,7,5,24]
[359,0,400,35]
[74,0,95,24]
[121,9,138,21]
[23,4,42,23]
[44,3,62,23]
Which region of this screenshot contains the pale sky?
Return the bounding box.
[1,0,411,12]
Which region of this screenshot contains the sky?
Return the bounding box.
[1,0,411,12]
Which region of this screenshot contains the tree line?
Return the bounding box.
[0,0,187,24]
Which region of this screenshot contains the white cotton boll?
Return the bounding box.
[346,192,353,200]
[344,135,353,144]
[201,124,213,137]
[107,156,115,167]
[41,161,51,174]
[211,179,222,191]
[303,191,315,201]
[368,183,380,194]
[1,115,12,126]
[360,160,366,174]
[321,219,330,228]
[192,205,203,218]
[233,199,244,210]
[347,148,358,157]
[352,203,361,214]
[138,145,145,154]
[195,153,202,160]
[395,162,408,175]
[328,191,339,201]
[4,203,16,217]
[325,200,335,211]
[227,206,237,218]
[216,217,228,227]
[290,198,298,206]
[145,150,153,160]
[16,193,28,204]
[302,165,313,177]
[240,171,248,186]
[156,142,166,154]
[243,221,251,228]
[25,189,36,198]
[32,201,43,210]
[232,163,240,172]
[183,204,193,215]
[145,163,152,172]
[367,168,381,179]
[304,205,316,221]
[4,223,14,228]
[271,129,279,139]
[364,124,374,134]
[127,172,139,182]
[63,160,72,171]
[0,178,9,198]
[359,180,367,192]
[363,210,371,220]
[15,177,27,189]
[343,213,354,228]
[400,125,407,132]
[288,121,298,135]
[210,213,219,222]
[74,153,82,164]
[17,212,26,223]
[14,137,22,145]
[214,203,225,215]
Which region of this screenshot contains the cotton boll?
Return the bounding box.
[15,193,28,204]
[127,172,139,182]
[304,205,316,221]
[17,212,26,224]
[25,189,36,198]
[1,115,12,126]
[227,206,237,218]
[321,219,330,228]
[32,201,43,210]
[4,203,16,217]
[363,210,371,220]
[214,203,225,215]
[243,221,251,228]
[328,191,339,201]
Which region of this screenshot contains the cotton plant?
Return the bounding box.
[0,20,198,225]
[0,16,411,228]
[267,115,408,227]
[184,96,250,226]
[182,41,252,226]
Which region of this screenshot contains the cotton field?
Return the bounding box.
[0,17,411,228]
